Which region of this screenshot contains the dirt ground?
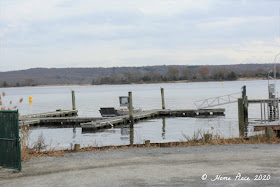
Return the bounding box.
[1,144,280,186]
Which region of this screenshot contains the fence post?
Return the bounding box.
[128,91,134,124]
[72,90,76,110]
[161,88,165,109]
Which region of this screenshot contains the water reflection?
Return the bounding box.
[130,124,134,145]
[29,116,239,150]
[162,117,166,139]
[73,127,76,139]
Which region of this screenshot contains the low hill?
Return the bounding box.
[0,63,276,87]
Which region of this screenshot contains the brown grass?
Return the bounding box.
[21,131,280,161]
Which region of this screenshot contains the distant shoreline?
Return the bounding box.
[0,77,267,89]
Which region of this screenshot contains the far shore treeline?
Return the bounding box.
[0,64,279,87]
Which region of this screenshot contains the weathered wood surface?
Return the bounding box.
[19,108,225,128]
[20,110,79,126]
[20,117,105,126]
[81,108,225,131]
[254,120,280,131]
[20,110,78,119]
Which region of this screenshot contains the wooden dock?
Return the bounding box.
[254,120,280,131]
[20,116,106,127]
[81,108,225,132]
[20,110,81,126]
[19,108,224,129]
[20,110,78,119]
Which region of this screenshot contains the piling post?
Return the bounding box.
[128,91,134,124]
[265,128,274,140]
[238,86,249,138]
[144,140,150,147]
[74,144,80,152]
[244,96,249,137]
[161,88,165,109]
[130,123,134,146]
[242,85,246,99]
[238,98,245,137]
[71,90,76,110]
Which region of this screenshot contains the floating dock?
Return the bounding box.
[254,120,280,131]
[81,108,225,132]
[20,110,78,119]
[20,110,80,126]
[19,108,224,129]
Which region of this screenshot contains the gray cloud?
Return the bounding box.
[1,0,280,71]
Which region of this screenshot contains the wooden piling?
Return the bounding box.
[265,128,274,140]
[128,91,134,124]
[238,86,249,138]
[244,96,248,137]
[161,88,165,109]
[242,85,246,99]
[144,140,150,147]
[130,124,134,146]
[238,98,244,137]
[74,144,80,152]
[72,90,76,110]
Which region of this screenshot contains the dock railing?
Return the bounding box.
[194,92,241,109]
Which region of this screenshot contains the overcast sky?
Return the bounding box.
[0,0,280,71]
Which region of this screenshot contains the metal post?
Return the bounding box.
[161,88,165,109]
[261,101,263,123]
[71,90,76,110]
[128,91,134,124]
[264,101,266,122]
[267,100,270,121]
[274,52,280,87]
[277,99,279,120]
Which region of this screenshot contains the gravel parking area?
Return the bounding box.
[1,144,280,186]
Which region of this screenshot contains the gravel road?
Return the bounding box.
[1,144,280,186]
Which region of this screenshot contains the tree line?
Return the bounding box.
[92,67,272,85]
[0,65,279,87]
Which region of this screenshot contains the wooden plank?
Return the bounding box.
[253,120,280,131]
[20,110,78,119]
[81,108,225,131]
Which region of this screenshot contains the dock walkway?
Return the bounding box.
[254,120,280,131]
[81,108,225,132]
[19,108,224,129]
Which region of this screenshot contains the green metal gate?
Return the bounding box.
[0,110,21,171]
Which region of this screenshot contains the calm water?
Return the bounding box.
[0,80,276,149]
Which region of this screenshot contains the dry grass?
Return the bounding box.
[0,90,23,111]
[21,131,280,161]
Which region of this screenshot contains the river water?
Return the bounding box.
[0,80,276,150]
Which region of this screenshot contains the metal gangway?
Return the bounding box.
[194,92,241,109]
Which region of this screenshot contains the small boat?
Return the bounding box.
[99,96,142,117]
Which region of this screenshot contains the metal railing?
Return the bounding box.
[194,92,241,109]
